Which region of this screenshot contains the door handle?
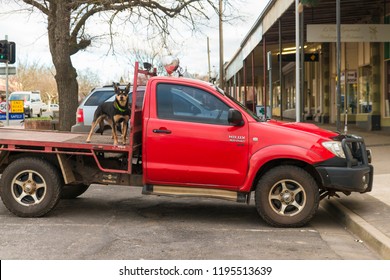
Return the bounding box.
[153,129,172,134]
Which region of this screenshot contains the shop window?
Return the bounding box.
[386,60,390,117]
[346,71,358,114]
[340,72,345,112]
[273,82,281,109]
[339,71,357,115]
[284,71,295,110]
[245,86,256,112]
[358,66,372,114]
[385,15,390,60]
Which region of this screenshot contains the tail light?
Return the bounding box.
[76,108,84,123]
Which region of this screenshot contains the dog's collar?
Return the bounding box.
[114,102,126,113]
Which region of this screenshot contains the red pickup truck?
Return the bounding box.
[0,63,373,227]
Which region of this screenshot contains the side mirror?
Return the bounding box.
[228,109,244,126]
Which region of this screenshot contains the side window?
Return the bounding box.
[32,94,41,102]
[156,83,231,125]
[84,90,115,106]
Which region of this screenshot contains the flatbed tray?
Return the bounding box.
[0,128,129,152]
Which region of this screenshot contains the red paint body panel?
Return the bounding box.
[141,76,338,191]
[143,78,250,189]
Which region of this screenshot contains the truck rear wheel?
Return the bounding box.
[61,184,90,199]
[0,157,62,217]
[255,165,319,227]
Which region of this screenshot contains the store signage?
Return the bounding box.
[307,24,390,42]
[278,53,319,62]
[347,71,357,84]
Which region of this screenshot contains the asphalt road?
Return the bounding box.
[0,184,379,260]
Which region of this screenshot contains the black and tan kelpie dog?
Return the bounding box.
[86,82,131,145]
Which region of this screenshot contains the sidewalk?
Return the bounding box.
[314,122,390,259]
[0,120,24,129]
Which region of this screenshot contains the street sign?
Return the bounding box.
[0,66,16,75]
[0,100,25,120]
[10,100,24,113]
[0,101,6,114]
[256,105,271,121]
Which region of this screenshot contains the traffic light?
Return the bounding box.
[0,40,9,62]
[8,42,16,64]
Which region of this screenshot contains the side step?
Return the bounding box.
[142,184,248,203]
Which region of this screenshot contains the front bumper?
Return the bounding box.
[71,123,91,133]
[316,135,373,193]
[316,164,373,193]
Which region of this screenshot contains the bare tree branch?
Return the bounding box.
[7,0,240,131]
[21,0,49,15]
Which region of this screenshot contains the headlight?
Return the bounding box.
[322,141,346,158]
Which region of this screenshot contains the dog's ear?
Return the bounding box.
[125,83,131,93]
[113,82,119,92]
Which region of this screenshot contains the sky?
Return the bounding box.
[0,0,269,84]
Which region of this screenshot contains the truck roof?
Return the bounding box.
[148,76,216,88]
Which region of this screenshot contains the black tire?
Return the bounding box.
[37,109,42,118]
[255,165,319,228]
[61,184,90,199]
[0,157,62,217]
[26,109,32,118]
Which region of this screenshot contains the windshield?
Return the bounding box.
[10,94,30,101]
[212,85,261,122]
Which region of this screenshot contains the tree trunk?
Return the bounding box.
[47,2,79,131]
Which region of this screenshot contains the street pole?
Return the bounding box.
[268,51,272,118]
[5,34,9,126]
[207,37,211,81]
[219,0,224,88]
[279,19,283,120]
[295,0,301,122]
[300,8,305,122]
[336,0,341,131]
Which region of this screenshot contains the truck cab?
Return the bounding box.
[141,76,373,227]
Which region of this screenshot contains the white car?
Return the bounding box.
[49,103,59,112]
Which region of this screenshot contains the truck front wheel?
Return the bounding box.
[0,157,62,217]
[255,165,319,227]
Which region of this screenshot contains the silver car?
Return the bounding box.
[71,85,145,133]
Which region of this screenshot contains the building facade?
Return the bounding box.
[224,0,390,131]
